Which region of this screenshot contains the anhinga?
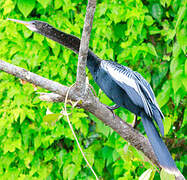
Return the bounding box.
[8,19,179,175]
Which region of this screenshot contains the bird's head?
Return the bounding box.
[7,18,50,33]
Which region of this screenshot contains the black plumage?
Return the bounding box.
[8,19,179,175]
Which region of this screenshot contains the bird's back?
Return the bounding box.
[93,60,164,133]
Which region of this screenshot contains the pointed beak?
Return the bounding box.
[7,18,38,32]
[7,18,30,26]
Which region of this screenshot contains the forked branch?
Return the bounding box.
[0,59,159,167]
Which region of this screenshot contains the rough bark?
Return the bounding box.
[0,59,184,180]
[0,59,163,168]
[75,0,96,95]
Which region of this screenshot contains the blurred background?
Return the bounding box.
[0,0,186,179]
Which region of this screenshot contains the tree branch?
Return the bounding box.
[0,59,158,165]
[0,60,185,179]
[76,0,96,94]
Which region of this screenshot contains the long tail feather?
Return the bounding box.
[152,105,164,136]
[141,112,180,176]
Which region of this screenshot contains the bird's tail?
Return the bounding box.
[141,112,180,176]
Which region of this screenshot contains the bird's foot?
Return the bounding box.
[106,104,120,119]
[131,115,140,129]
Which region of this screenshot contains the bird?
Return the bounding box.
[7,18,179,176]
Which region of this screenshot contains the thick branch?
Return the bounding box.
[0,60,185,179]
[76,0,96,94]
[0,59,158,165]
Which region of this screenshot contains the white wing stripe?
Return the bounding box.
[101,61,153,117]
[136,83,152,116]
[101,61,139,93]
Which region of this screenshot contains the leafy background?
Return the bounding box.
[0,0,186,179]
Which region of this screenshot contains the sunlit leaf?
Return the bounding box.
[54,0,63,9]
[147,43,158,57]
[157,80,171,107]
[151,3,163,21]
[2,0,15,15]
[63,163,81,180]
[139,169,155,180]
[163,116,172,135]
[172,69,183,94]
[37,0,51,8]
[43,113,61,126]
[160,169,175,180]
[17,0,35,17]
[175,6,186,30]
[145,15,154,26]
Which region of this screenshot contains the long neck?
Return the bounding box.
[39,26,80,54]
[38,25,101,75]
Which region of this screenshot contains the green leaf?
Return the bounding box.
[182,77,187,91]
[102,146,114,166]
[33,33,44,44]
[160,0,171,7]
[139,169,155,180]
[171,69,183,94]
[167,29,176,40]
[56,150,66,168]
[44,149,54,162]
[170,57,184,94]
[163,55,170,61]
[172,42,181,59]
[97,3,107,17]
[106,48,114,59]
[182,108,187,128]
[163,116,172,135]
[151,3,163,21]
[43,113,61,126]
[46,38,56,48]
[54,0,63,9]
[160,169,175,180]
[145,15,154,26]
[52,44,60,57]
[147,43,158,57]
[94,157,105,175]
[175,6,186,30]
[85,148,94,166]
[37,0,51,8]
[149,26,161,35]
[63,164,81,180]
[177,28,187,54]
[17,0,36,17]
[157,80,171,108]
[2,0,15,15]
[34,135,41,151]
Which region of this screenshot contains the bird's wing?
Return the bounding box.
[101,60,154,117]
[133,71,165,135]
[133,71,164,119]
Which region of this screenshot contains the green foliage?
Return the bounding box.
[160,169,175,180]
[0,0,186,179]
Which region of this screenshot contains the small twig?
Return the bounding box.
[38,92,64,102]
[88,84,98,97]
[63,84,99,180]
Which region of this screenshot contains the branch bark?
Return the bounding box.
[0,61,184,179]
[76,0,96,94]
[0,59,159,166]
